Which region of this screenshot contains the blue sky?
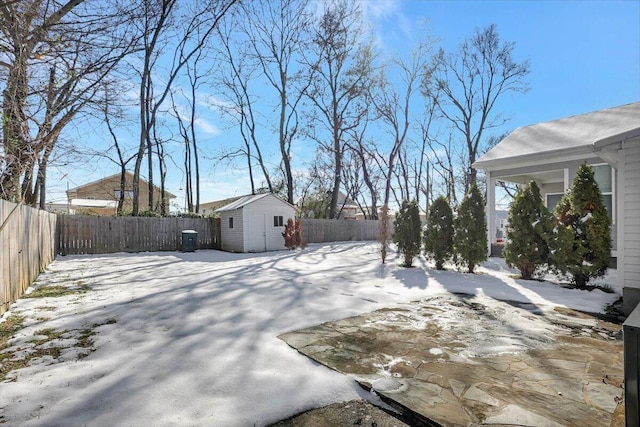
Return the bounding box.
[370,0,639,127]
[47,0,640,210]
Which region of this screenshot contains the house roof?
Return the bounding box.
[67,172,176,199]
[495,210,509,220]
[474,102,640,170]
[214,193,295,212]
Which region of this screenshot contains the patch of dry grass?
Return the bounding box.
[23,283,91,299]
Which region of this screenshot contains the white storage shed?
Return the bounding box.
[215,193,296,253]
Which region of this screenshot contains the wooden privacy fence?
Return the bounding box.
[300,218,391,243]
[57,215,220,255]
[1,200,57,315]
[2,209,383,315]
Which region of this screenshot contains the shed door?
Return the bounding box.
[247,214,266,252]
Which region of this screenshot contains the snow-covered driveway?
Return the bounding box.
[0,242,620,426]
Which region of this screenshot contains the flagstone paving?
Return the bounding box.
[279,294,624,426]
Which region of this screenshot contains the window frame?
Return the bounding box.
[545,192,565,212]
[228,217,234,229]
[591,163,614,224]
[273,215,284,227]
[114,189,134,199]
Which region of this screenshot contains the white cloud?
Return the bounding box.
[360,0,415,49]
[193,118,221,136]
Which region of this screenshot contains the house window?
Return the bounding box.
[229,217,234,229]
[273,215,283,227]
[114,190,134,199]
[548,164,614,221]
[593,164,614,221]
[546,193,564,212]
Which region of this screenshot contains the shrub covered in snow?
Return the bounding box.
[392,200,422,267]
[423,196,454,270]
[553,163,612,287]
[503,181,555,280]
[454,183,487,273]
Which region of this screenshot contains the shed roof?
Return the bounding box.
[215,193,294,212]
[474,102,640,169]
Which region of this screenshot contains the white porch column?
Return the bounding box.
[563,168,570,192]
[486,172,496,256]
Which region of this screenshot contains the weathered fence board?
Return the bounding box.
[56,215,220,255]
[300,218,391,243]
[1,200,57,315]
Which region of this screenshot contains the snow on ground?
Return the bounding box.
[0,242,620,427]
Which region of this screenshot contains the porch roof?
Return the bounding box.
[474,102,640,170]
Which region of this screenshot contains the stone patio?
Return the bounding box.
[279,294,624,426]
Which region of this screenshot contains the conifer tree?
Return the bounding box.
[547,197,576,276]
[553,163,612,287]
[503,181,555,279]
[392,200,422,267]
[454,183,488,273]
[423,196,454,270]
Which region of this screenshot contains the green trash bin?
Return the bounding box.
[182,230,198,252]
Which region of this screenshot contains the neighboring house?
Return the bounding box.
[495,210,509,240]
[215,193,296,253]
[473,102,640,313]
[354,206,398,222]
[199,197,242,216]
[66,172,176,215]
[336,191,358,220]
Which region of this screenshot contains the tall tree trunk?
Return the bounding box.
[1,46,31,202]
[329,125,341,219]
[37,144,55,209]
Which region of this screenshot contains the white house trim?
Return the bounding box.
[473,102,640,314]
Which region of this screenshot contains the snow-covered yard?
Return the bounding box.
[0,242,620,426]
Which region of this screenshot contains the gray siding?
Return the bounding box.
[623,139,640,288]
[219,210,244,252]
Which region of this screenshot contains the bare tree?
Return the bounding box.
[295,151,333,218]
[372,39,434,210]
[304,1,373,219]
[169,45,207,214]
[0,0,137,204]
[408,104,437,215]
[427,133,464,205]
[345,120,380,220]
[213,12,274,195]
[131,0,237,215]
[101,86,137,213]
[241,0,313,204]
[425,24,530,192]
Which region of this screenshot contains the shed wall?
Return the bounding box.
[219,210,245,252]
[242,196,294,251]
